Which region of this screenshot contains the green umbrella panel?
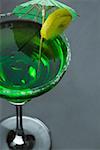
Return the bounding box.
[12,0,78,24]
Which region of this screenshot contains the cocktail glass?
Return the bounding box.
[0,14,71,150]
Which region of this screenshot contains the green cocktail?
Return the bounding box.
[0,20,70,104]
[0,0,78,148]
[0,19,71,150]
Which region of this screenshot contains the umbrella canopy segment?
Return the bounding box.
[12,0,78,24]
[13,4,50,24]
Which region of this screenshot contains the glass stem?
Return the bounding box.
[16,105,24,136]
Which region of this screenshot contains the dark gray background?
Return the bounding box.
[0,0,100,149]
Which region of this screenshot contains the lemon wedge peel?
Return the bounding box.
[49,0,78,21]
[41,8,72,40]
[58,4,78,21]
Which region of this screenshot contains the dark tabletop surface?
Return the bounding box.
[0,0,100,149]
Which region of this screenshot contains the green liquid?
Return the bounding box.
[0,20,70,104]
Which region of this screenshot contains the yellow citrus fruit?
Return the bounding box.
[41,8,72,40]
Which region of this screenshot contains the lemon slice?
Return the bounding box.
[41,8,72,40]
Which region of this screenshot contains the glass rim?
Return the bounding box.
[0,15,71,100]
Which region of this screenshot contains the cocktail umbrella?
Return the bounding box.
[12,0,78,70]
[12,0,77,23]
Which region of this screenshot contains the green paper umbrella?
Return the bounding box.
[12,0,78,71]
[13,0,78,24]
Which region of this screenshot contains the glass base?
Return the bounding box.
[0,116,52,150]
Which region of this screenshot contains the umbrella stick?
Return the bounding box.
[37,5,46,72]
[34,8,41,22]
[0,12,13,18]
